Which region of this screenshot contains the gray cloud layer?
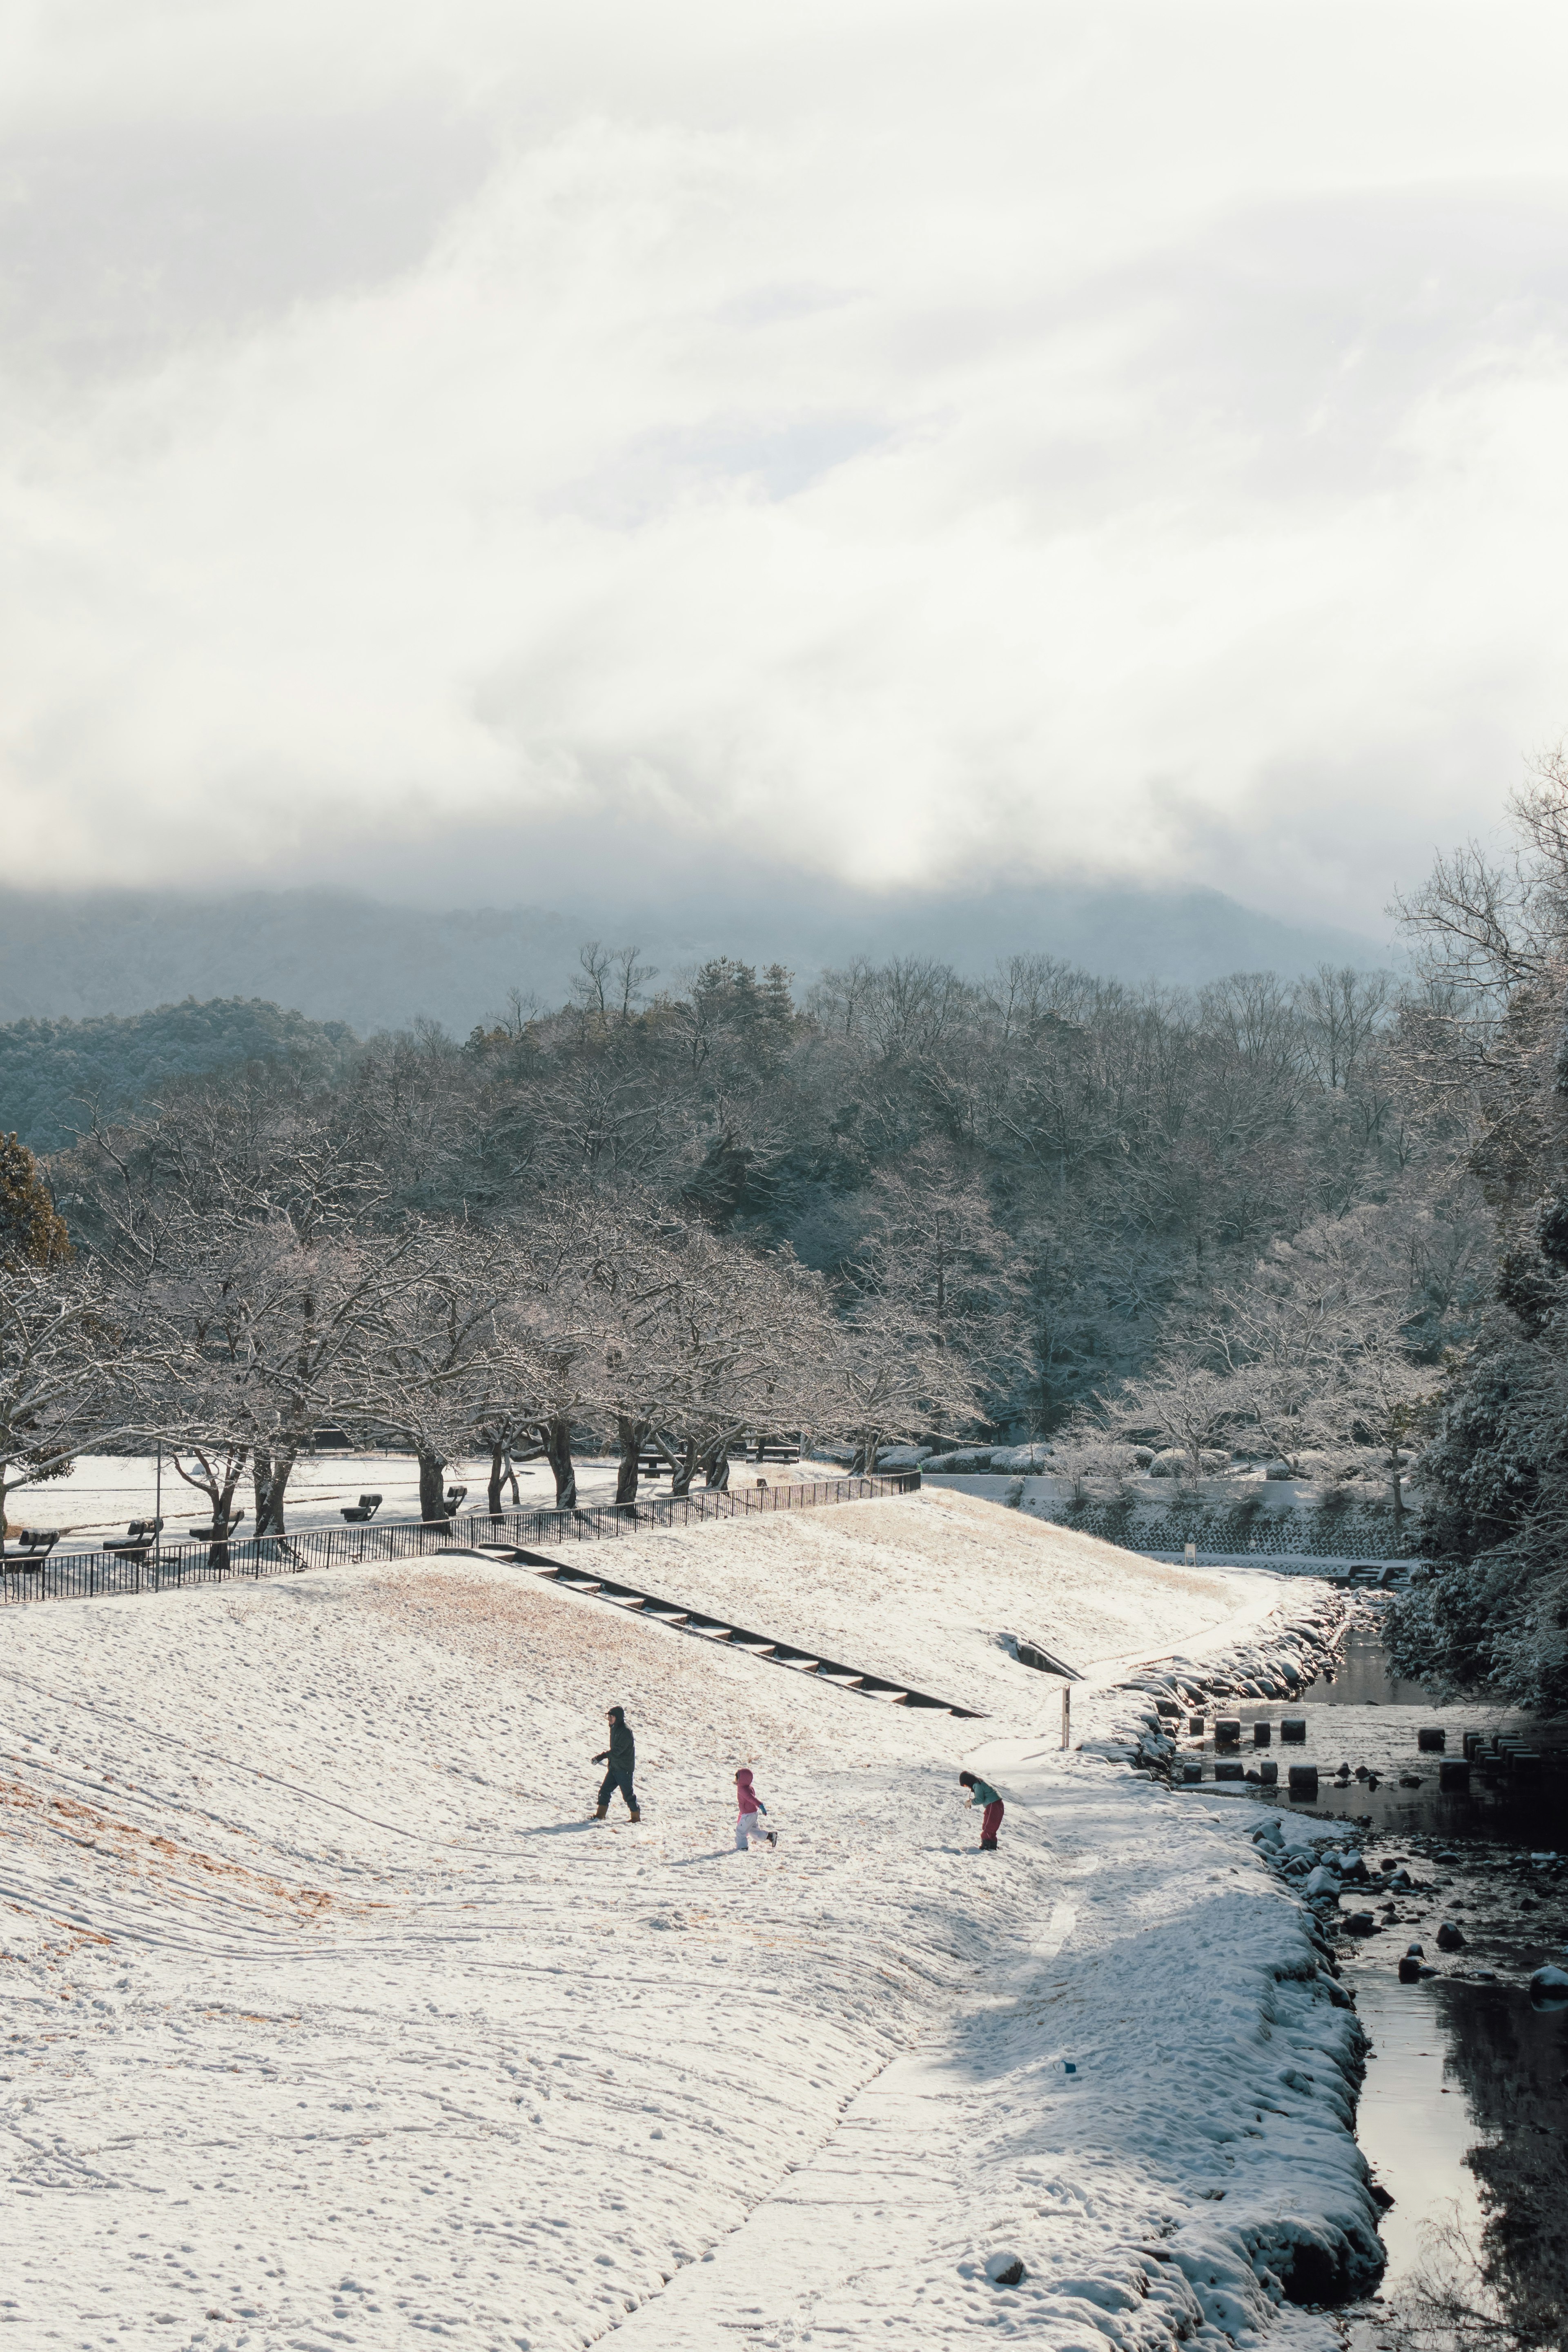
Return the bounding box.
[3,0,1565,928]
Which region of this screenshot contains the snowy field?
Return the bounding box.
[0,1489,1378,2350]
[2,1452,833,1548]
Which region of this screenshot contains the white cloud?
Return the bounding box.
[4,0,1568,925]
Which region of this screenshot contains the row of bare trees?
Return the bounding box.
[0,1128,982,1543]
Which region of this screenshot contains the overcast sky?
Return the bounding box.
[4,0,1567,927]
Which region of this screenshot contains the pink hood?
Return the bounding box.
[735,1769,761,1813]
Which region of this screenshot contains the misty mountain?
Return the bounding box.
[0,878,1387,1039]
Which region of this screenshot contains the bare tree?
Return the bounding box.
[0,1260,154,1549]
[369,1225,511,1521]
[1102,1354,1236,1481]
[824,1291,981,1474]
[157,1215,417,1536]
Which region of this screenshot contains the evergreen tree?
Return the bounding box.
[0,1134,71,1269]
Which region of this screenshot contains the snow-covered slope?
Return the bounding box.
[0,1503,1376,2349]
[583,1485,1287,1710]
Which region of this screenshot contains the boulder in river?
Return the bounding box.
[1436,1922,1466,1951]
[1528,1965,1568,2010]
[1398,1955,1422,1982]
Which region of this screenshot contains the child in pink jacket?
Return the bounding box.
[734,1768,776,1851]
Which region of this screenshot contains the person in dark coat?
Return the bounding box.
[592,1706,639,1820]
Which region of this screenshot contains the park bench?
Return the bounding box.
[189,1508,247,1541]
[637,1450,670,1477]
[102,1518,164,1561]
[2,1529,60,1572]
[341,1493,383,1523]
[437,1484,468,1522]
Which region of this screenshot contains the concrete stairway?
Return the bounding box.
[468,1542,984,1719]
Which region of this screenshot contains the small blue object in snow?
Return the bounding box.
[1063,2061,1077,2073]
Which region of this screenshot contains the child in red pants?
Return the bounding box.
[959,1769,1004,1849]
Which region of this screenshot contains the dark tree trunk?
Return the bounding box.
[417,1448,448,1522]
[543,1418,577,1509]
[488,1444,506,1516]
[702,1439,731,1492]
[669,1437,699,1498]
[615,1417,648,1507]
[255,1450,296,1536]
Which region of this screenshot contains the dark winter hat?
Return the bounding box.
[607,1706,626,1722]
[958,1771,976,1788]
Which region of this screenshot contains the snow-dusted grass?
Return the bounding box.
[589,1485,1291,1707]
[0,1496,1375,2349]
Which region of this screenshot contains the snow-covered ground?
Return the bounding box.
[0,1489,1378,2349]
[4,1451,839,1548]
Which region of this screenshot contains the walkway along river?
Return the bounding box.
[1171,1609,1568,2350]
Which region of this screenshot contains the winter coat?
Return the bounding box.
[594,1716,635,1774]
[735,1768,766,1816]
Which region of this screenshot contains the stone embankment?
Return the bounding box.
[1080,1586,1350,1766]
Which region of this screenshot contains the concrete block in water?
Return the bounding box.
[1215,1718,1241,1746]
[1258,1759,1278,1784]
[1253,1722,1272,1746]
[1438,1760,1470,1793]
[1281,1717,1307,1743]
[1463,1731,1484,1761]
[1511,1752,1543,1782]
[1288,1764,1319,1797]
[1214,1760,1245,1781]
[1417,1726,1446,1752]
[1180,1762,1202,1782]
[1187,1715,1205,1735]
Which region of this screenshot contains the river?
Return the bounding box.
[1176,1609,1568,2349]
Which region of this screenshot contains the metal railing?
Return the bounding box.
[0,1472,922,1609]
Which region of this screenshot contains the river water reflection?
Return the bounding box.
[1184,1617,1567,1844]
[1176,1608,1568,2346]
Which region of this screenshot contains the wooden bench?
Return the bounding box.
[2,1529,60,1572]
[102,1518,164,1561]
[341,1494,383,1523]
[189,1509,247,1541]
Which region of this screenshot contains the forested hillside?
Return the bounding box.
[55,942,1485,1441]
[0,998,357,1151]
[28,890,1568,1706]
